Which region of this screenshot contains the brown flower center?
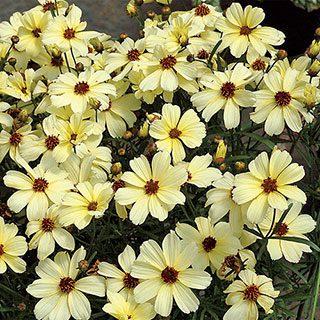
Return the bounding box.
[51,56,64,67]
[0,244,4,256]
[42,1,56,12]
[144,179,159,195]
[70,133,77,141]
[251,59,266,71]
[127,48,141,61]
[41,217,55,232]
[112,179,126,192]
[161,266,179,284]
[275,222,289,236]
[45,135,60,150]
[224,255,242,274]
[33,178,49,192]
[197,49,210,60]
[202,236,216,252]
[220,81,236,99]
[9,132,22,147]
[243,284,260,302]
[32,28,41,38]
[123,273,140,289]
[64,28,76,40]
[169,128,182,139]
[59,277,75,294]
[88,201,98,211]
[195,4,210,16]
[21,87,28,95]
[187,171,192,181]
[74,81,90,95]
[275,91,292,107]
[261,177,277,193]
[240,26,252,35]
[160,55,177,70]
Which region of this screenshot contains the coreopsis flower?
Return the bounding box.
[16,10,51,57]
[0,217,28,274]
[103,291,156,320]
[4,155,73,220]
[206,172,249,237]
[42,6,101,56]
[250,67,309,136]
[131,231,212,317]
[35,0,68,14]
[189,3,222,28]
[177,153,222,188]
[139,45,198,94]
[105,37,145,81]
[49,68,116,114]
[115,151,187,225]
[59,181,113,229]
[26,247,106,320]
[0,12,23,43]
[233,149,307,224]
[258,201,316,263]
[97,93,141,138]
[98,245,140,297]
[26,205,75,260]
[149,103,206,163]
[215,2,285,58]
[223,270,279,320]
[176,218,242,271]
[191,64,255,129]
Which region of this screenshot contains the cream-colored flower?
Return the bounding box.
[258,201,316,263]
[233,150,307,224]
[223,270,279,320]
[103,291,156,320]
[34,0,68,14]
[149,103,206,163]
[189,3,222,28]
[0,102,12,128]
[26,204,75,260]
[176,218,242,271]
[98,245,140,298]
[59,181,113,229]
[4,155,73,220]
[0,217,28,274]
[191,63,255,129]
[131,231,212,317]
[250,67,309,136]
[115,151,187,225]
[216,2,285,58]
[42,5,101,56]
[26,247,106,320]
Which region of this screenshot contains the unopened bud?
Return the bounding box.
[147,142,157,153]
[11,35,19,44]
[75,62,84,72]
[127,3,137,16]
[213,136,222,144]
[123,130,133,140]
[308,60,320,76]
[18,109,28,122]
[89,37,104,53]
[8,57,16,66]
[89,97,101,110]
[219,163,227,172]
[139,30,145,38]
[307,40,320,58]
[315,27,320,38]
[78,260,89,270]
[146,10,155,19]
[18,302,26,311]
[118,148,126,156]
[235,161,246,172]
[137,121,149,138]
[276,49,287,60]
[119,33,128,41]
[51,46,62,59]
[146,112,160,123]
[214,140,227,164]
[162,6,171,16]
[111,162,122,174]
[187,54,194,62]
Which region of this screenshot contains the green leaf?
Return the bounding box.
[269,236,320,252]
[236,132,275,150]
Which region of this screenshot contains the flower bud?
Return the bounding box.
[75,62,84,72]
[146,10,155,19]
[187,54,194,62]
[307,40,320,58]
[276,49,287,60]
[89,97,101,110]
[11,35,19,44]
[8,57,16,66]
[139,30,145,38]
[111,162,122,174]
[126,2,138,16]
[18,302,26,311]
[235,161,246,172]
[162,6,171,16]
[137,122,149,138]
[308,60,320,76]
[118,148,126,156]
[119,33,128,41]
[51,45,62,59]
[78,260,89,270]
[123,130,133,140]
[219,163,227,172]
[214,140,227,164]
[18,109,29,122]
[147,142,157,153]
[213,136,222,144]
[89,37,104,53]
[315,27,320,38]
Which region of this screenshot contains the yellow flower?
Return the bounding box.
[0,217,28,274]
[214,140,227,163]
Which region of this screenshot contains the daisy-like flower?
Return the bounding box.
[233,149,307,224]
[258,201,316,263]
[115,151,187,225]
[49,68,116,114]
[176,218,242,271]
[223,270,279,320]
[59,181,113,230]
[4,155,73,220]
[149,103,206,163]
[0,102,13,128]
[26,204,75,260]
[139,45,198,94]
[26,247,106,320]
[206,172,249,237]
[42,6,101,56]
[103,291,156,320]
[131,231,212,317]
[34,0,68,14]
[98,245,140,298]
[0,217,28,274]
[215,2,285,58]
[16,10,51,57]
[191,63,256,129]
[177,153,222,188]
[250,67,308,136]
[189,3,222,28]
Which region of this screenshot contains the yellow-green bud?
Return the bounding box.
[307,40,320,58]
[123,130,133,140]
[276,49,287,60]
[118,148,126,156]
[111,162,122,174]
[309,60,320,76]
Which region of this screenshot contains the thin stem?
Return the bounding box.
[310,263,320,319]
[64,52,71,72]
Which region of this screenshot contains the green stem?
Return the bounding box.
[310,263,320,319]
[64,52,71,72]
